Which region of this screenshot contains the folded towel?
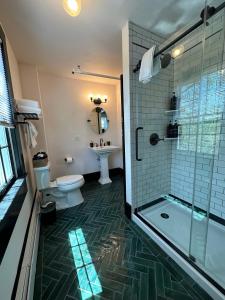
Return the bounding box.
[17,105,42,116]
[139,46,161,84]
[16,98,40,109]
[26,121,38,148]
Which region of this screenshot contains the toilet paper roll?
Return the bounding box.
[64,157,73,164]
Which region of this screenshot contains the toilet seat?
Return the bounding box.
[56,175,84,187]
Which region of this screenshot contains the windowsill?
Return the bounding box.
[0,177,27,265]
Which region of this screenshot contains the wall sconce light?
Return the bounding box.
[89,94,108,105]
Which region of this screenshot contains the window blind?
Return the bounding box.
[0,40,14,127]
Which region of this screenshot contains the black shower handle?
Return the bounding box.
[136,127,143,161]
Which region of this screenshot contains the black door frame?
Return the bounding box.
[120,75,131,219]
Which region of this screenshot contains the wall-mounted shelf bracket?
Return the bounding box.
[15,112,39,125]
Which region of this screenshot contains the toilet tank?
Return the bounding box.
[33,163,51,190]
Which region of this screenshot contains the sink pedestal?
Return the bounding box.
[99,153,112,185]
[89,146,120,185]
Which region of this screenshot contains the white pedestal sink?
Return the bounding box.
[90,146,120,185]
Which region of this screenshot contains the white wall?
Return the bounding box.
[19,64,47,157]
[19,65,123,179]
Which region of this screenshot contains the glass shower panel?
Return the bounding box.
[168,17,208,255]
[131,0,225,289]
[189,0,225,283]
[169,5,210,265]
[134,14,208,255]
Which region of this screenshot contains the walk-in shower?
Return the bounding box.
[127,0,225,297]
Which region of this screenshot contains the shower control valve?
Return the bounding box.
[150,133,164,146]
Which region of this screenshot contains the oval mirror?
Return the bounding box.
[88,107,109,134]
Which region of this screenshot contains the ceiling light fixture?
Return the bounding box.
[63,0,81,17]
[171,45,184,58]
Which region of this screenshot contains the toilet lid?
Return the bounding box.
[56,175,83,186]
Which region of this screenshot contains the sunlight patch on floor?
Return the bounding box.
[69,228,102,300]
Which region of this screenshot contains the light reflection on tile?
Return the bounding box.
[163,194,206,221]
[0,179,25,221]
[69,229,102,300]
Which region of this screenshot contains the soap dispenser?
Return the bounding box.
[167,120,173,138]
[170,92,177,110]
[173,120,179,138]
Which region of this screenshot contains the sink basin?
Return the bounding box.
[91,145,120,156]
[90,145,120,184]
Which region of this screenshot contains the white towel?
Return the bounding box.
[139,46,161,84]
[16,98,40,108]
[26,121,38,148]
[17,105,42,116]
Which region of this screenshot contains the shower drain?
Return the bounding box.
[161,213,169,219]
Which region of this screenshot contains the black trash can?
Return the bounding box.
[41,201,56,225]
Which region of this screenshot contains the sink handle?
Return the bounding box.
[135,127,143,161]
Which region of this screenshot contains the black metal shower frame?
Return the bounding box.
[133,2,225,73]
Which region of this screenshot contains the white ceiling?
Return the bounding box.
[0,0,204,80]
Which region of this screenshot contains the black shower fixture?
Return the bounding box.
[200,5,216,25]
[161,53,172,69]
[150,133,164,145]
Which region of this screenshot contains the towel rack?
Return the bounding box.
[15,112,39,125]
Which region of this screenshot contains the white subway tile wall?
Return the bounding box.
[129,22,173,207]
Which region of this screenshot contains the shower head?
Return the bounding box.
[200,5,216,26]
[161,53,172,68]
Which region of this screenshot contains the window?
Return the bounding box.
[0,38,14,126]
[0,126,15,195]
[0,24,27,271]
[177,71,223,155]
[0,26,25,200]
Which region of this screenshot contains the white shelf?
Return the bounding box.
[164,137,178,141]
[164,110,179,114]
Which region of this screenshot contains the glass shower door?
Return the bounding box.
[133,7,208,257]
[131,0,225,289]
[189,0,225,275]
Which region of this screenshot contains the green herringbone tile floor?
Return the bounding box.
[34,176,212,300]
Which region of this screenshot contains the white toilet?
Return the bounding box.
[33,163,85,210]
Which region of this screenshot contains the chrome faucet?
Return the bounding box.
[100,138,104,147]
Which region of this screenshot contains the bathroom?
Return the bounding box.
[20,65,123,206]
[1,0,225,300]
